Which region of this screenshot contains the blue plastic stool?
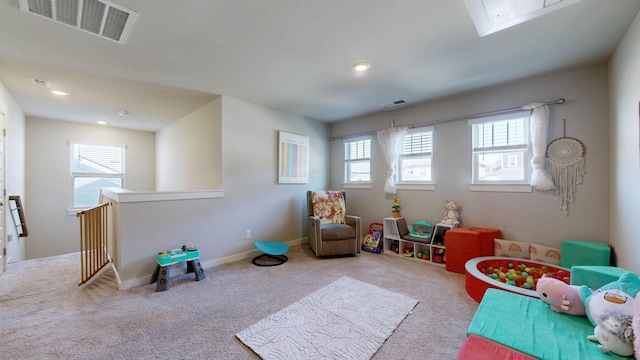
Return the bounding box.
[252,241,289,266]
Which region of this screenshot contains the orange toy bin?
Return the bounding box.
[445,227,501,274]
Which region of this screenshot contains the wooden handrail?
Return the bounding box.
[8,195,28,237]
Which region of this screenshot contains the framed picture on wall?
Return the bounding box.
[278,131,309,184]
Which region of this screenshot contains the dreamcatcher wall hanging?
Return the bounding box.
[546,119,585,216]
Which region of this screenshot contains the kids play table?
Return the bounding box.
[151,248,205,292]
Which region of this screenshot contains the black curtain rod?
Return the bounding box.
[329,98,565,141]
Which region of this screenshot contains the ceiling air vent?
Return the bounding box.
[19,0,137,44]
[30,77,51,88]
[380,99,408,111]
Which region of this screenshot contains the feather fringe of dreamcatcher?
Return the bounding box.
[546,156,585,216]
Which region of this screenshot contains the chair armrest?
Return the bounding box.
[308,216,322,251]
[345,215,362,252]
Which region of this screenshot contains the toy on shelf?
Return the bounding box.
[432,247,445,263]
[441,199,461,226]
[390,240,400,254]
[402,247,414,257]
[392,196,401,217]
[409,221,432,239]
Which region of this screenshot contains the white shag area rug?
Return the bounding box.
[236,276,419,360]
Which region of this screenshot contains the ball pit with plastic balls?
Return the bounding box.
[479,259,570,291]
[464,256,571,302]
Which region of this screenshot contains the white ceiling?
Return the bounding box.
[1,0,639,132]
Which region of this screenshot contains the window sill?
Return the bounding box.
[343,183,372,189]
[396,184,435,191]
[469,184,532,193]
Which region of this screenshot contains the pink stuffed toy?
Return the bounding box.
[536,274,586,316]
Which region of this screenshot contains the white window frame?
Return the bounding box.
[70,141,126,211]
[469,111,532,193]
[343,136,372,189]
[397,126,435,191]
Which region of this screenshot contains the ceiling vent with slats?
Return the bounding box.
[19,0,137,44]
[380,99,408,111]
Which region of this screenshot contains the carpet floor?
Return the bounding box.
[0,244,479,359]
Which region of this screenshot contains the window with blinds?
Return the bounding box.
[398,128,433,183]
[470,111,530,184]
[71,142,125,208]
[344,137,371,183]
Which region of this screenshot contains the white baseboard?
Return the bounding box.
[116,238,307,290]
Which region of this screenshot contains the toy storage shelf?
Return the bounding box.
[381,217,454,265]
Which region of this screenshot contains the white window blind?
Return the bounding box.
[72,143,124,174]
[399,127,433,183]
[402,130,433,155]
[71,142,125,208]
[345,139,371,161]
[344,137,371,183]
[474,119,526,150]
[470,112,530,185]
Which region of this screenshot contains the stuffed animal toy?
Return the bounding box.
[579,272,640,327]
[587,308,635,357]
[536,274,586,316]
[441,199,460,226]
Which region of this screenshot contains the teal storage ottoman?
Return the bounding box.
[570,265,628,289]
[560,240,610,268]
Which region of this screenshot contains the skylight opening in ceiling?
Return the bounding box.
[464,0,581,36]
[19,0,137,44]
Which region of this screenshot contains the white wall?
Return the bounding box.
[24,118,156,259]
[156,97,222,190]
[219,95,329,243]
[0,82,26,262]
[107,95,329,285]
[329,64,610,251]
[609,11,640,274]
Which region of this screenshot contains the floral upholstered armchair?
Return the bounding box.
[307,190,362,257]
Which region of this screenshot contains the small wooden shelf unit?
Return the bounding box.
[381,217,455,265]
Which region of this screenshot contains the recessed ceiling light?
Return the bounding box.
[97,121,107,125]
[352,61,371,72]
[119,110,129,116]
[51,90,69,96]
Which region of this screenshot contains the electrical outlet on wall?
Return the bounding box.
[245,230,251,239]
